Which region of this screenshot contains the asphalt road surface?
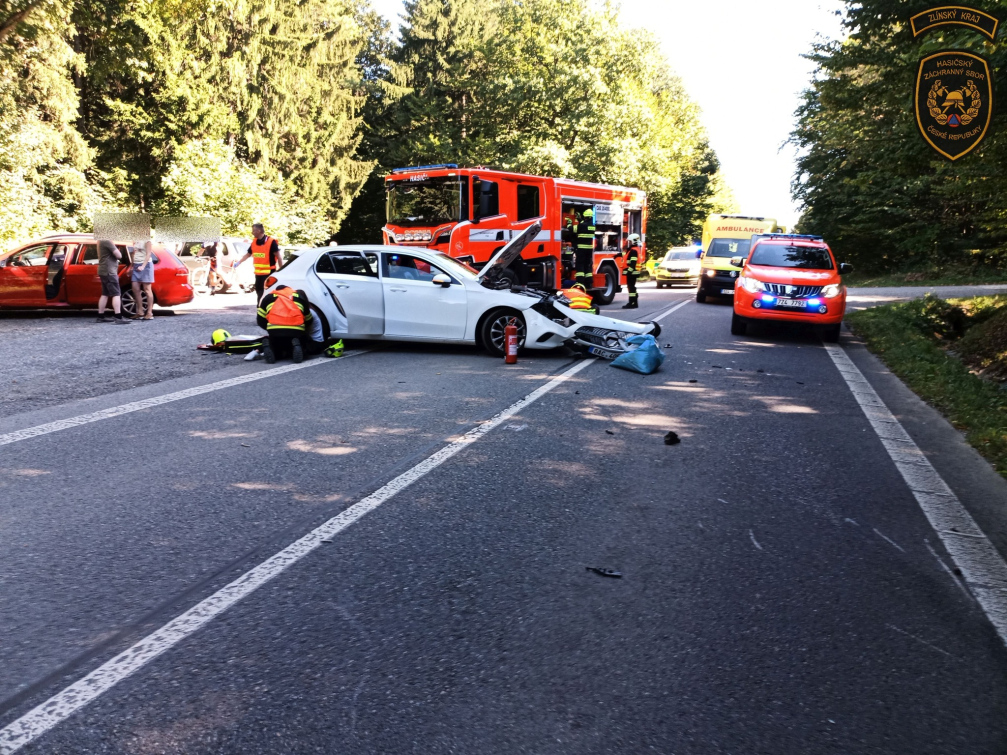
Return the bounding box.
[1,284,1006,754]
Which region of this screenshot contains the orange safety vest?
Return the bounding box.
[251,235,276,276]
[561,287,595,311]
[266,288,305,329]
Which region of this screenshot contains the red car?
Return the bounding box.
[730,234,851,342]
[0,234,194,314]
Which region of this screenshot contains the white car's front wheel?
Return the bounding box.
[481,309,526,357]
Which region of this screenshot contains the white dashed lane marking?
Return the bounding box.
[0,354,365,448]
[0,358,594,754]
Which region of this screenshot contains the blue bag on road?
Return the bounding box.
[611,334,664,375]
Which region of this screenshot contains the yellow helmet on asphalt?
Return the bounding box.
[324,339,345,358]
[211,329,231,345]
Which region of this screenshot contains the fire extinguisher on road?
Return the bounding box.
[504,318,519,364]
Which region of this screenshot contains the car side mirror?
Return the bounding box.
[839,262,853,274]
[730,256,744,268]
[431,273,452,287]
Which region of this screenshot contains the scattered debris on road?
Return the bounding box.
[605,430,615,435]
[586,567,623,578]
[664,431,681,445]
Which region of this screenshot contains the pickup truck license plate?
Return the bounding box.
[775,298,806,309]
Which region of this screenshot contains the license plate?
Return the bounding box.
[775,298,807,309]
[720,288,734,294]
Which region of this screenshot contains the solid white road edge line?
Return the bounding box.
[824,343,1007,645]
[0,357,595,754]
[0,352,365,448]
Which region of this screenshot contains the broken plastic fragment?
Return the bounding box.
[586,567,622,578]
[664,432,681,445]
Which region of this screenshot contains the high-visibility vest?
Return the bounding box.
[561,287,594,311]
[251,235,276,276]
[576,214,595,253]
[265,288,306,330]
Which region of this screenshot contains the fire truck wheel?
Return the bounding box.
[480,309,526,357]
[595,264,619,305]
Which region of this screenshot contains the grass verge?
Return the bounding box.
[843,266,1007,288]
[846,295,1007,479]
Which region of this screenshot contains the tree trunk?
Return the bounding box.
[0,1,47,45]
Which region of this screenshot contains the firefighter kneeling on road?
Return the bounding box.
[256,286,322,364]
[622,233,642,309]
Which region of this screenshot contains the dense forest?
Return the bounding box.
[792,0,1007,273]
[0,0,731,250]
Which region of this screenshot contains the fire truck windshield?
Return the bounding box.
[386,178,467,228]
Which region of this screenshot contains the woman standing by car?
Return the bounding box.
[130,240,156,320]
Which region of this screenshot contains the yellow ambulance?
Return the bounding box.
[696,215,784,302]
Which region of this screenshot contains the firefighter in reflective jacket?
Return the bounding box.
[256,286,314,364]
[236,223,282,302]
[622,233,642,309]
[561,284,597,314]
[574,209,596,296]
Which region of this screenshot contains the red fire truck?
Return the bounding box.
[381,165,647,304]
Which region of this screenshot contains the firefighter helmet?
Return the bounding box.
[324,339,345,358]
[211,329,231,345]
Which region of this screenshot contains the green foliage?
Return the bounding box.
[340,0,728,249]
[847,295,1007,478]
[957,296,1007,380]
[156,139,330,243]
[792,0,1007,274]
[1,0,726,252]
[0,0,99,248]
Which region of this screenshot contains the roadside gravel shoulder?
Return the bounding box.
[0,294,261,417]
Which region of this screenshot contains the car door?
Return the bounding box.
[381,251,467,339]
[314,250,384,335]
[0,243,52,306]
[45,243,75,302]
[64,243,102,305]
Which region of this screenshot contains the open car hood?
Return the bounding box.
[477,222,542,282]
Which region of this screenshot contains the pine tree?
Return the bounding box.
[792,0,1007,272]
[384,0,497,167]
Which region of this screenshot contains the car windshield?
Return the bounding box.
[387,178,467,228]
[706,238,751,258]
[429,252,478,279]
[750,243,834,270]
[665,251,695,261]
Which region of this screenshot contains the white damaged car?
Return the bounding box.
[263,223,660,358]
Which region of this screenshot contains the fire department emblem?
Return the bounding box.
[915,51,993,160]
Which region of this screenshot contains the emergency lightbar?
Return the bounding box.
[390,164,459,174]
[752,233,824,242]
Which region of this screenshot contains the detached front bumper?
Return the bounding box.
[524,299,661,357]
